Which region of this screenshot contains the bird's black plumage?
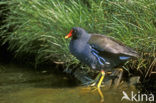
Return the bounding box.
[67,27,138,71]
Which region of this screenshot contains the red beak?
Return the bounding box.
[65,30,73,39]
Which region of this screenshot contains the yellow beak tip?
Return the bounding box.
[65,36,68,39]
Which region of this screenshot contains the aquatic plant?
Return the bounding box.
[0,0,155,77]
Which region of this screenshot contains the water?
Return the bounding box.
[0,63,138,103]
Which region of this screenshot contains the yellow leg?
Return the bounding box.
[90,72,102,86]
[85,70,105,102]
[97,88,104,102]
[97,70,105,88]
[95,72,102,81]
[97,70,105,102]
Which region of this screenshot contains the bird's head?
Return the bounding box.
[65,27,87,40]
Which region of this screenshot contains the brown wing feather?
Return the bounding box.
[88,34,138,57]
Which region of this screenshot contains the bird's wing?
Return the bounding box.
[88,34,138,57]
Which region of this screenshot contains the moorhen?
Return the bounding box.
[65,27,138,89]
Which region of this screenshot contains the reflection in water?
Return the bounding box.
[0,63,138,103]
[97,88,104,102]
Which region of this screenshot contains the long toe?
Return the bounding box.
[82,76,99,86]
[82,80,95,86]
[83,76,94,81]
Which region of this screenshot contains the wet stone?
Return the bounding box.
[129,76,140,85]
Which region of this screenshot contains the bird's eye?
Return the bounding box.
[74,30,76,33]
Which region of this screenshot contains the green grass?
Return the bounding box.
[0,0,156,77]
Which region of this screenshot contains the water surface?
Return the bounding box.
[0,63,138,103]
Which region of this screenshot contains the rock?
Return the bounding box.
[129,76,140,85]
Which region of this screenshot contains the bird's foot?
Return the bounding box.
[90,87,104,102]
[82,70,105,102]
[82,78,105,87]
[90,70,105,102]
[81,76,95,86]
[81,86,104,102]
[82,80,105,89]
